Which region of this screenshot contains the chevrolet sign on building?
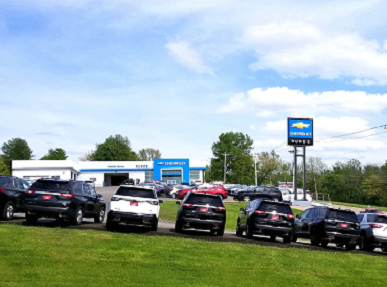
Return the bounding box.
[287,117,314,146]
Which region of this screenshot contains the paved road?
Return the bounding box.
[3,186,384,257]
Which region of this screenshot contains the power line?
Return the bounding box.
[316,130,387,143]
[317,123,387,140]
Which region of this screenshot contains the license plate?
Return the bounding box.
[272,215,279,220]
[200,208,208,212]
[42,195,51,200]
[341,223,348,228]
[130,202,138,206]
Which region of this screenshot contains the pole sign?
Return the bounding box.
[287,117,314,146]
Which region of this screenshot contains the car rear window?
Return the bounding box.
[376,216,387,224]
[116,187,156,199]
[185,194,224,206]
[258,202,292,214]
[367,214,387,223]
[0,177,13,188]
[30,180,71,193]
[327,210,358,222]
[368,209,381,214]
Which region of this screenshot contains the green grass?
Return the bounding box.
[160,201,303,230]
[0,224,386,287]
[331,202,387,211]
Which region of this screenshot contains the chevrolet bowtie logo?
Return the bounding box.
[157,162,164,165]
[291,122,310,129]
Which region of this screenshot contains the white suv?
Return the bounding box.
[106,185,163,231]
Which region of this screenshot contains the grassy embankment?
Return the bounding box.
[331,202,387,211]
[160,201,303,230]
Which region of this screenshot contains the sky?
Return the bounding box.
[1,0,387,166]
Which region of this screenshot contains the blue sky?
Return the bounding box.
[1,0,387,166]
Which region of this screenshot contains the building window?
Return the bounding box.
[51,176,60,179]
[23,176,30,179]
[189,170,200,180]
[145,171,154,181]
[90,178,96,181]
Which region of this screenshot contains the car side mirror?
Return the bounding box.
[296,214,300,219]
[97,194,103,198]
[240,207,245,211]
[159,200,163,203]
[176,201,181,205]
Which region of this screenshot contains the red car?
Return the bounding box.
[175,184,228,200]
[360,208,384,214]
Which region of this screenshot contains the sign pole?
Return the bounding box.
[303,146,306,201]
[293,146,297,201]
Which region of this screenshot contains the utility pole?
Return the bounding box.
[254,154,258,186]
[223,153,228,183]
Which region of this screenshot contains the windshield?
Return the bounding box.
[258,202,292,214]
[115,187,156,199]
[30,180,70,192]
[185,194,223,206]
[327,210,358,222]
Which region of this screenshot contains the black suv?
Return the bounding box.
[294,207,360,250]
[25,179,106,225]
[175,193,226,236]
[233,186,283,202]
[236,199,294,243]
[0,176,30,220]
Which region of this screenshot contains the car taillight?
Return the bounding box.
[254,210,266,214]
[182,203,193,207]
[216,207,226,211]
[287,214,295,219]
[0,188,4,193]
[369,224,383,228]
[61,193,76,198]
[26,189,36,195]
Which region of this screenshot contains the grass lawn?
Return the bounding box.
[160,201,303,230]
[0,224,385,287]
[331,202,387,211]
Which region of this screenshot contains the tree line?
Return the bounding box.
[206,131,387,206]
[0,135,162,175]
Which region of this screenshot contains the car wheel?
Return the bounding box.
[246,221,253,238]
[310,234,320,246]
[1,201,15,220]
[381,247,387,252]
[273,197,279,202]
[236,221,243,236]
[320,240,328,248]
[270,235,277,241]
[243,196,251,202]
[217,228,225,236]
[94,207,105,223]
[283,236,291,244]
[172,194,176,199]
[25,213,38,225]
[106,219,118,232]
[358,234,366,250]
[345,243,356,251]
[72,206,84,225]
[292,234,298,242]
[175,219,182,233]
[151,220,158,231]
[210,229,216,236]
[336,243,344,248]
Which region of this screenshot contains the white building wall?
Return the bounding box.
[12,168,73,180]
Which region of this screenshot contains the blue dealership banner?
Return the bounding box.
[287,118,314,146]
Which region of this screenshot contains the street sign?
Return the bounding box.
[287,117,313,146]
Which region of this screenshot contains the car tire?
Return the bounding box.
[272,197,279,202]
[270,235,277,241]
[243,196,251,202]
[358,234,367,250]
[283,236,291,244]
[236,221,243,236]
[310,234,320,246]
[345,243,356,251]
[217,228,225,236]
[172,194,176,199]
[106,219,118,232]
[71,206,84,225]
[320,240,328,248]
[175,219,182,233]
[1,201,15,220]
[246,221,253,238]
[292,234,298,242]
[336,243,344,248]
[25,213,38,225]
[151,220,158,231]
[94,207,105,223]
[381,247,387,252]
[210,229,216,236]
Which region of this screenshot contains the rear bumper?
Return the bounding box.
[323,231,359,243]
[253,223,293,237]
[180,216,225,230]
[108,211,157,225]
[25,204,73,218]
[370,236,387,247]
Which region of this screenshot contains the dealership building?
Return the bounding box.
[12,159,206,187]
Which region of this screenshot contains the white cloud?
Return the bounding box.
[250,125,255,130]
[219,87,387,116]
[165,41,214,75]
[242,22,387,85]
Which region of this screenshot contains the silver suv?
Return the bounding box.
[357,213,387,252]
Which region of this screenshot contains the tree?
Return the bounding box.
[211,132,254,184]
[41,148,68,160]
[80,135,139,161]
[0,155,10,176]
[79,150,96,161]
[138,148,162,161]
[1,138,34,171]
[255,151,281,185]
